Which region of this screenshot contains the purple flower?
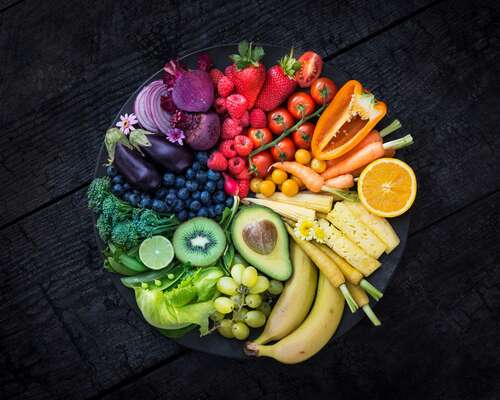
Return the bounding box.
[116,113,138,135]
[166,128,186,145]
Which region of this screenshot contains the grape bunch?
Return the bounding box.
[211,264,284,340]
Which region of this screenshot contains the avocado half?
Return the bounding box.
[231,206,292,281]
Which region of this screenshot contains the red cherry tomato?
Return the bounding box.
[270,137,296,162]
[250,150,273,178]
[287,92,316,119]
[247,127,273,148]
[292,121,314,150]
[268,108,295,135]
[295,51,323,88]
[310,77,337,105]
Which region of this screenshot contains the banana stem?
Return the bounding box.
[339,283,358,313]
[362,304,381,326]
[379,119,402,138]
[360,279,383,301]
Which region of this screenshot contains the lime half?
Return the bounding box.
[139,236,174,270]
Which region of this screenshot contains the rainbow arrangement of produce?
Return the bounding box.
[88,41,417,363]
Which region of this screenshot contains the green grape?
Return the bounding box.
[230,264,245,284]
[214,297,235,314]
[245,294,262,309]
[210,311,225,322]
[267,280,284,295]
[245,310,266,328]
[232,322,250,340]
[217,319,234,338]
[233,307,249,322]
[242,266,258,288]
[230,294,242,306]
[249,275,270,294]
[258,302,272,317]
[217,277,238,296]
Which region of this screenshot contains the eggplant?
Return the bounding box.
[130,131,193,174]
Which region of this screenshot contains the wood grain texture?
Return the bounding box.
[0,0,435,226]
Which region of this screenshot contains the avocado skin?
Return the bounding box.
[231,206,292,281]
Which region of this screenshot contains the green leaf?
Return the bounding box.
[238,40,249,56]
[222,243,235,275]
[251,45,265,62]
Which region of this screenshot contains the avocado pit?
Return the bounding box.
[242,220,278,255]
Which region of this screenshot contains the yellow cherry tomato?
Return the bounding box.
[291,175,304,189]
[310,158,326,173]
[259,180,276,197]
[271,169,288,185]
[250,177,263,193]
[281,179,299,196]
[294,149,312,165]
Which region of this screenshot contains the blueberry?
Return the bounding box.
[195,170,207,183]
[129,194,139,207]
[175,177,186,188]
[168,188,177,196]
[106,166,117,177]
[162,172,176,187]
[173,199,184,212]
[214,204,225,216]
[225,197,234,207]
[177,210,188,222]
[188,211,196,219]
[192,161,201,171]
[178,188,190,200]
[165,193,177,204]
[200,191,211,204]
[155,188,168,199]
[112,175,123,184]
[195,151,209,165]
[123,182,131,191]
[185,168,196,180]
[112,183,124,195]
[186,181,199,192]
[208,207,216,218]
[216,179,224,190]
[189,200,202,211]
[206,180,217,193]
[191,191,201,201]
[123,191,132,201]
[214,191,226,203]
[197,207,209,217]
[140,198,152,208]
[152,199,164,212]
[207,170,221,181]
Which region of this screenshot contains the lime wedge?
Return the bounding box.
[139,236,174,270]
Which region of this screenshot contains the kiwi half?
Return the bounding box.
[172,217,226,267]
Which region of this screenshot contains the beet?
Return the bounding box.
[172,70,214,112]
[185,112,221,151]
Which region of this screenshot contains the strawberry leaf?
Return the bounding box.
[238,40,249,57]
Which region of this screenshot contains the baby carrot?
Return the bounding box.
[324,174,354,189]
[322,134,413,179]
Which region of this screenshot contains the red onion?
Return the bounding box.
[134,80,171,134]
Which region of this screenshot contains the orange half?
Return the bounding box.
[357,158,417,218]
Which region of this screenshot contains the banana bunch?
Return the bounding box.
[246,242,345,364]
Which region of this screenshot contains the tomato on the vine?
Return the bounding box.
[310,77,337,105]
[270,137,296,162]
[295,51,323,88]
[292,121,314,149]
[247,127,272,148]
[268,108,295,135]
[250,151,273,178]
[287,92,316,119]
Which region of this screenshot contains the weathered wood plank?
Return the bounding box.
[101,191,500,400]
[0,188,182,400]
[0,0,436,226]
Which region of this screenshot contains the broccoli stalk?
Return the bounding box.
[133,209,178,237]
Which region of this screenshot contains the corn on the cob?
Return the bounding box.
[243,198,315,221]
[256,192,333,213]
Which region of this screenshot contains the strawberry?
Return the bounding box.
[236,167,252,180]
[249,108,267,128]
[238,110,250,127]
[217,76,234,98]
[229,41,266,109]
[207,151,228,171]
[226,94,248,119]
[228,156,246,176]
[221,117,243,139]
[209,68,225,86]
[219,139,237,159]
[254,49,302,111]
[234,135,253,156]
[237,179,250,198]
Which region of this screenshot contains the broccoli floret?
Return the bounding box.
[101,195,134,223]
[111,221,139,250]
[133,209,178,237]
[96,214,113,241]
[87,177,111,212]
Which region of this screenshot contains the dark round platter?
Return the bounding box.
[94,44,410,360]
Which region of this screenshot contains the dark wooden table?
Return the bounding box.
[1,0,499,399]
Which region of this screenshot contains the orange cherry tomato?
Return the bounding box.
[247,127,272,148]
[270,137,296,162]
[295,51,323,88]
[310,77,337,105]
[291,121,314,150]
[287,92,316,119]
[268,108,295,135]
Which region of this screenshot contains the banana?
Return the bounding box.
[253,242,318,345]
[246,271,344,364]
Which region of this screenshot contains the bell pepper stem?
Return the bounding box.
[362,304,382,326]
[360,279,383,301]
[339,283,359,313]
[383,134,413,150]
[379,119,402,138]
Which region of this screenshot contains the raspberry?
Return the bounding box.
[214,97,226,114]
[234,135,253,156]
[228,156,246,176]
[238,110,250,127]
[207,151,228,171]
[217,76,234,98]
[236,168,252,180]
[225,64,235,81]
[221,117,243,140]
[238,179,250,198]
[219,139,237,159]
[226,94,248,119]
[209,68,225,86]
[250,108,267,128]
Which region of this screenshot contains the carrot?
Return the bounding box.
[324,174,354,189]
[322,134,413,179]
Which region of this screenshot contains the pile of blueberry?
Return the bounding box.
[106,151,233,221]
